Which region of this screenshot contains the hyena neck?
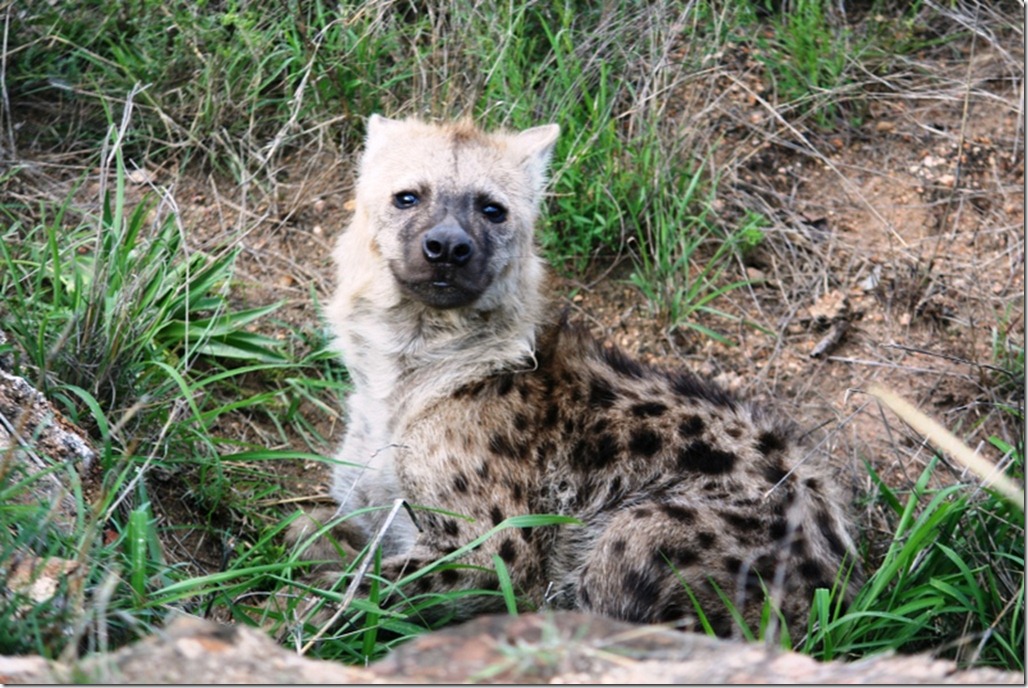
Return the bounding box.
[340,258,549,406]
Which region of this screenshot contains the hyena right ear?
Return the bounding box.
[363,114,401,160]
[512,123,560,189]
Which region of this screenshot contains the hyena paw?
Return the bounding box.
[286,506,365,570]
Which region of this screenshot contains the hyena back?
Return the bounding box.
[309,114,860,638]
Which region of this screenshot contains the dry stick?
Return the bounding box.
[1,7,14,157]
[299,497,411,655]
[868,384,1024,511]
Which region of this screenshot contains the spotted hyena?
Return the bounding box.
[298,114,861,638]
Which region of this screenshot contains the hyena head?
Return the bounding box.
[354,115,560,310]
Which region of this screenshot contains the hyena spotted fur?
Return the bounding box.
[298,115,861,638]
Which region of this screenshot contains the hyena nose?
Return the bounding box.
[422,223,474,267]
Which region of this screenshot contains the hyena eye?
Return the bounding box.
[393,191,420,209]
[480,202,507,224]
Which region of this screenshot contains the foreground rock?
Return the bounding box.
[0,364,96,531]
[1,612,1022,684]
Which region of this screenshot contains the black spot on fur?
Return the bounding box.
[499,538,518,563]
[520,526,533,542]
[757,430,787,456]
[512,483,524,502]
[606,476,623,503]
[453,472,469,493]
[799,559,824,581]
[622,568,664,622]
[572,433,620,471]
[668,371,734,407]
[513,413,529,432]
[602,345,646,378]
[439,568,461,585]
[543,403,560,429]
[633,507,653,519]
[654,544,699,567]
[595,434,620,466]
[769,518,789,540]
[707,611,734,637]
[490,505,505,526]
[611,539,627,554]
[442,519,459,537]
[490,432,521,460]
[697,531,716,548]
[816,511,849,558]
[724,556,742,574]
[629,428,662,458]
[661,504,695,523]
[763,460,789,486]
[588,377,618,409]
[805,477,821,491]
[657,603,687,623]
[678,415,705,437]
[496,373,515,396]
[630,402,667,418]
[677,441,737,474]
[540,372,557,396]
[726,425,744,439]
[477,461,491,479]
[724,512,762,532]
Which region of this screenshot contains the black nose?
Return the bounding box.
[423,224,474,266]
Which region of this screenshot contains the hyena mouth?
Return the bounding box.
[392,265,491,309]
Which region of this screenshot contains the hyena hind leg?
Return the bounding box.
[575,500,784,637]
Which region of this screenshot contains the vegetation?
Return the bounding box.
[2,0,1023,675]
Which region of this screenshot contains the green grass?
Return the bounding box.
[2,0,1024,674]
[803,452,1024,670]
[0,127,351,657]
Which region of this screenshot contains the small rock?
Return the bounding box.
[126,168,155,185]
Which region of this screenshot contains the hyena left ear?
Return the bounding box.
[512,124,560,185]
[363,114,401,161]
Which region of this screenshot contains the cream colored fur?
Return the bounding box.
[325,115,559,551]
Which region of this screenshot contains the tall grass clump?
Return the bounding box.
[802,452,1024,670]
[0,109,353,657]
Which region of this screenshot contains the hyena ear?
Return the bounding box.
[363,114,402,160]
[511,123,560,185]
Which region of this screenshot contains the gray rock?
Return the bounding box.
[2,612,1022,684]
[0,367,96,530]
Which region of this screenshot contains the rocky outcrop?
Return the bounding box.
[1,612,1022,684]
[0,364,96,531]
